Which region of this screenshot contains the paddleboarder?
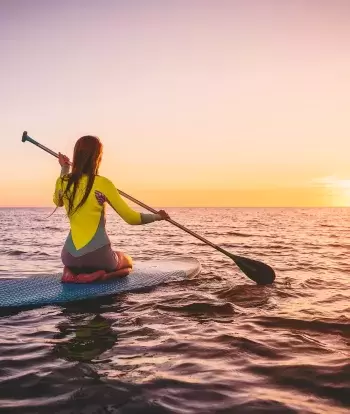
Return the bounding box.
[54,135,169,276]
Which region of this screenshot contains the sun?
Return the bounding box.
[331,179,350,206]
[312,176,350,206]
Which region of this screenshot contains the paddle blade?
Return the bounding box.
[230,254,276,285]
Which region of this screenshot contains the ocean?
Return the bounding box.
[0,207,349,413]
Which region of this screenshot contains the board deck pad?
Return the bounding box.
[0,257,201,308]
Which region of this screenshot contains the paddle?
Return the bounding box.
[21,131,276,285]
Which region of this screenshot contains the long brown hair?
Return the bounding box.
[62,135,103,216]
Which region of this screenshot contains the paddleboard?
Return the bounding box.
[0,257,200,308]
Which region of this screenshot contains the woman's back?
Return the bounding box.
[54,174,143,251]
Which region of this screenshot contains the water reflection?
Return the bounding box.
[53,302,120,363]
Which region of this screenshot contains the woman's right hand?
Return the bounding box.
[58,152,70,167]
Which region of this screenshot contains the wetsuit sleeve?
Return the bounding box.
[60,165,70,176]
[53,177,64,207]
[103,179,149,225]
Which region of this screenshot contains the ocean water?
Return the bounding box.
[0,207,349,414]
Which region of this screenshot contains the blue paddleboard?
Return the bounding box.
[0,257,201,308]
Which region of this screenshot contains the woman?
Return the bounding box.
[53,135,169,278]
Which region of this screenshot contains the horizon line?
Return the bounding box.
[1,205,349,209]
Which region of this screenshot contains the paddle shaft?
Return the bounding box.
[21,132,235,259]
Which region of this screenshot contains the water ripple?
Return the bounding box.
[0,207,349,413]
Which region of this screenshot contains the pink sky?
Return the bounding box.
[1,0,350,206]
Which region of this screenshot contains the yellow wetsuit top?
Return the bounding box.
[53,174,157,257]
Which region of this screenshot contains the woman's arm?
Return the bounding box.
[102,178,169,225]
[53,153,70,207]
[53,177,64,207]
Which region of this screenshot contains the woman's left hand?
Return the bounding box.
[157,209,170,220]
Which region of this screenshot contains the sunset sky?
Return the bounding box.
[1,0,350,207]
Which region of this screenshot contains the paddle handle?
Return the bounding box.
[21,131,233,259]
[22,131,60,158]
